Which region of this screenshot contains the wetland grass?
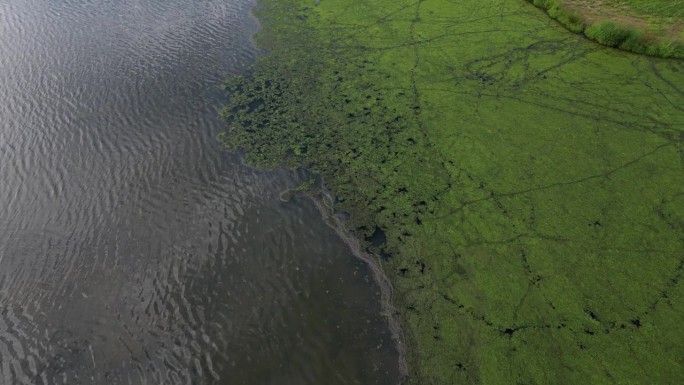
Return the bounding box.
[528,0,684,57]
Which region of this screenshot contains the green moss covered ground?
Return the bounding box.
[220,0,684,383]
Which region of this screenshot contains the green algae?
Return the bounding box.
[220,0,684,383]
[279,178,317,201]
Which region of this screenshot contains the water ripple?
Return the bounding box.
[0,0,400,384]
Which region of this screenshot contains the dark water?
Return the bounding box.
[0,1,400,384]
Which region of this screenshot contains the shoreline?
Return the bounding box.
[527,0,684,58]
[223,153,411,382]
[303,183,410,382]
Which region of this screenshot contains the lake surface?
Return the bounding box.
[0,0,401,384]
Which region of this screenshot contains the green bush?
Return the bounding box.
[557,11,585,32]
[620,33,648,53]
[585,21,636,47]
[644,38,678,57]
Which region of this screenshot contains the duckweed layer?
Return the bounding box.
[220,0,684,383]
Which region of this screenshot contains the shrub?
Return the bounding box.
[585,21,636,47]
[644,39,678,57]
[558,11,585,32]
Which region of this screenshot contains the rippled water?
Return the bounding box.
[0,1,400,383]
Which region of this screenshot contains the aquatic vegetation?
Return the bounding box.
[528,0,684,57]
[221,0,684,383]
[279,178,318,201]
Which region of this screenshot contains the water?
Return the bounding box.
[0,0,401,384]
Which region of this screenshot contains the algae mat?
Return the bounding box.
[221,0,684,383]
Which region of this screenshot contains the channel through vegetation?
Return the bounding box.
[220,0,684,383]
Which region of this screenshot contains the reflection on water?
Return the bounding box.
[0,0,400,383]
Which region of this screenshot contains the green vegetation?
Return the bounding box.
[528,0,684,57]
[279,178,317,201]
[585,20,637,46]
[613,0,684,18]
[220,0,684,383]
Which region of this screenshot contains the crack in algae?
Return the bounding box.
[220,0,684,383]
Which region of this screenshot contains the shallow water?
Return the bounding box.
[0,0,400,384]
